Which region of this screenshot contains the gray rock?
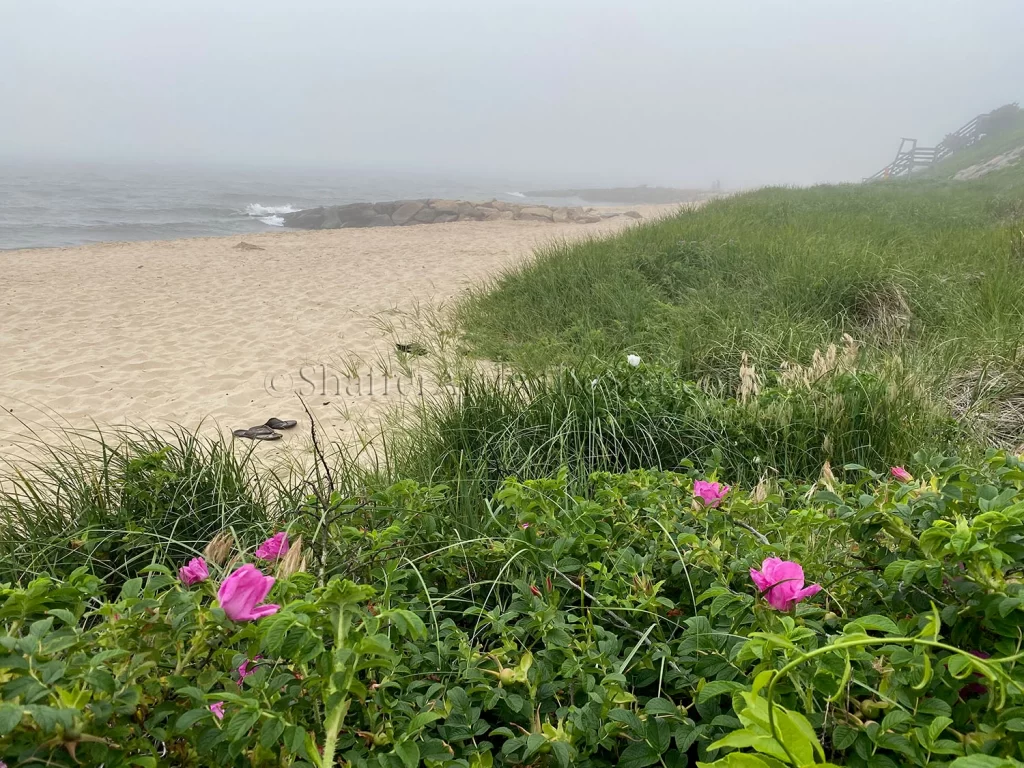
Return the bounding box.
[322,208,342,229]
[392,201,425,225]
[433,213,458,223]
[519,206,555,221]
[623,210,643,219]
[285,207,326,229]
[335,204,380,228]
[413,207,437,223]
[430,199,460,214]
[552,208,569,223]
[370,214,394,227]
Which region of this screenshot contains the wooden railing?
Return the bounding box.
[866,104,1018,181]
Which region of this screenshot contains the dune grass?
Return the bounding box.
[456,161,1024,455]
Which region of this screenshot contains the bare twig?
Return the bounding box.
[298,395,334,496]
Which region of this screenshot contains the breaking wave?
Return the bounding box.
[245,203,298,217]
[259,215,285,226]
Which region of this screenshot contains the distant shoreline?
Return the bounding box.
[523,186,721,204]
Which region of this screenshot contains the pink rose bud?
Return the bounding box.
[254,532,289,562]
[890,466,913,483]
[209,701,225,721]
[217,564,280,622]
[693,480,730,508]
[178,557,209,586]
[238,655,262,683]
[750,557,822,611]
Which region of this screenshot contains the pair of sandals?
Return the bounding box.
[232,417,297,441]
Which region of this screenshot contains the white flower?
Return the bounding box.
[626,354,642,367]
[591,378,599,389]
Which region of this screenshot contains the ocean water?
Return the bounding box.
[0,162,557,250]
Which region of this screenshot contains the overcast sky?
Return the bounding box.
[2,0,1022,187]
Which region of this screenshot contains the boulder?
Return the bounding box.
[519,206,554,221]
[322,208,342,229]
[456,201,479,219]
[285,207,326,229]
[430,199,460,214]
[369,214,394,227]
[433,212,459,223]
[552,208,569,223]
[577,215,602,223]
[623,210,643,219]
[336,204,381,228]
[413,207,438,223]
[392,201,425,225]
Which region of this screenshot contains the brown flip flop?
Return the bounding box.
[265,417,297,430]
[233,426,282,441]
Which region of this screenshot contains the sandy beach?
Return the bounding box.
[0,206,677,456]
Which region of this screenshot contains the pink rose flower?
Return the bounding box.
[209,702,225,721]
[750,557,822,611]
[178,556,209,586]
[890,466,913,483]
[238,655,262,683]
[694,480,730,508]
[254,532,289,562]
[217,564,280,622]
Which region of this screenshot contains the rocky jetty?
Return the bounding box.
[281,199,643,230]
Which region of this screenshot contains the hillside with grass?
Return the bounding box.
[4,111,1024,766]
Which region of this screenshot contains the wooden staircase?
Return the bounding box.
[866,103,1018,181]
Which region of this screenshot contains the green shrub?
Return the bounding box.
[3,453,1024,767]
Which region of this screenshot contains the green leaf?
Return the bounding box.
[406,709,444,732]
[260,717,286,748]
[1004,718,1024,733]
[698,680,743,704]
[523,733,547,760]
[927,716,953,743]
[45,608,78,626]
[224,709,260,741]
[174,707,211,731]
[832,724,859,750]
[950,756,1024,768]
[708,729,788,763]
[394,741,420,768]
[619,741,661,768]
[696,754,776,768]
[551,741,572,768]
[0,704,23,735]
[120,578,143,600]
[645,698,681,717]
[843,615,898,636]
[777,709,823,764]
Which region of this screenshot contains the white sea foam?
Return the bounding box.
[507,191,526,198]
[259,215,285,226]
[245,203,298,217]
